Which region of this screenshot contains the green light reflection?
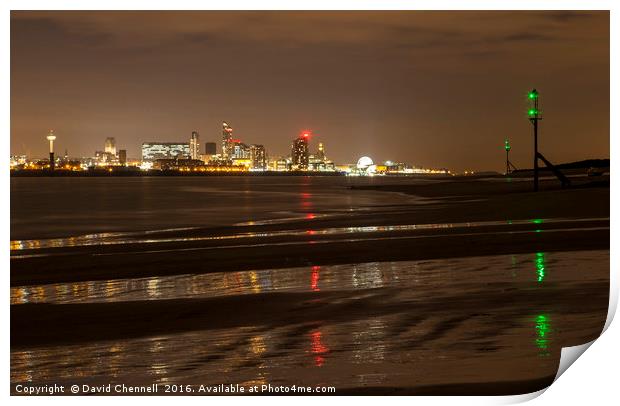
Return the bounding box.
[534,314,552,356]
[535,252,546,282]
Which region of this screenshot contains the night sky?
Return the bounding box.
[11,11,609,171]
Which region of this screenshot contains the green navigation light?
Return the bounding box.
[505,139,511,151]
[528,109,538,116]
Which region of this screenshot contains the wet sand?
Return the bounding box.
[10,177,610,395]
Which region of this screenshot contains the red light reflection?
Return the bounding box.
[310,330,329,367]
[311,266,320,291]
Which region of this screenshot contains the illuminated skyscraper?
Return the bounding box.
[316,142,325,161]
[250,144,266,170]
[222,122,234,160]
[104,137,116,155]
[292,132,310,170]
[190,131,200,160]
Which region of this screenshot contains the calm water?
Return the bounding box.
[11,251,609,391]
[10,176,429,240]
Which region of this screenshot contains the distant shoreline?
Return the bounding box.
[10,170,347,177]
[9,170,458,178]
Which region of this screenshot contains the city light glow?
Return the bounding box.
[11,124,453,175]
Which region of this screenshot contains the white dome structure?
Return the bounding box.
[357,156,374,170]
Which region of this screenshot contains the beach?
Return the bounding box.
[10,175,610,395]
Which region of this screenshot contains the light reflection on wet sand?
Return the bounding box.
[10,217,608,252]
[8,250,605,305]
[11,250,608,393]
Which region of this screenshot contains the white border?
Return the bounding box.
[3,1,617,405]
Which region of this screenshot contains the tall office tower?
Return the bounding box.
[190,131,200,160]
[291,132,310,169]
[104,137,117,155]
[118,149,127,165]
[222,122,234,160]
[250,144,266,169]
[205,142,217,155]
[316,142,326,160]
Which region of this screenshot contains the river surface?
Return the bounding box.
[11,176,430,240]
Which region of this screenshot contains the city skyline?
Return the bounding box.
[11,11,610,171]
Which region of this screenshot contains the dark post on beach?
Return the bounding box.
[505,139,511,175]
[528,89,541,192]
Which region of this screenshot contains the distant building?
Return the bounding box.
[231,141,251,159]
[152,158,203,170]
[222,122,234,160]
[141,142,190,161]
[316,142,325,161]
[250,144,266,170]
[94,150,116,164]
[272,157,290,172]
[104,137,116,155]
[10,155,27,166]
[190,131,200,160]
[232,158,252,168]
[308,142,335,171]
[118,149,127,165]
[291,134,309,170]
[205,142,217,155]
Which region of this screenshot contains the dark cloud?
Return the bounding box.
[542,11,599,22]
[501,32,556,42]
[11,15,112,48]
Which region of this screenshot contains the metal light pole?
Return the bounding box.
[528,89,542,191]
[505,139,511,174]
[46,130,56,171]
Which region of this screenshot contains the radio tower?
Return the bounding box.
[46,130,56,171]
